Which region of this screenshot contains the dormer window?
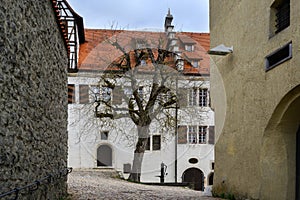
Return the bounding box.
[191,60,199,68]
[185,45,194,52]
[140,59,146,66]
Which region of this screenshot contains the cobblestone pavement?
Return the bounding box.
[67,169,223,200]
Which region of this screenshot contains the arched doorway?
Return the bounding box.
[182,168,204,191]
[261,85,300,200]
[97,145,112,167]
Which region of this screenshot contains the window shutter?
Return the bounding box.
[208,126,215,144]
[79,85,89,104]
[112,86,123,105]
[68,84,75,104]
[178,125,187,144]
[178,88,187,108]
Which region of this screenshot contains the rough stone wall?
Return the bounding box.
[0,1,68,199]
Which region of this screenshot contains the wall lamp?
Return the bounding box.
[208,44,233,56]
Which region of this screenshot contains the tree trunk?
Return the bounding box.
[128,125,149,182]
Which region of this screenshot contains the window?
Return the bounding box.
[265,41,292,71]
[68,84,75,104]
[199,89,208,107]
[270,0,290,36]
[152,135,161,150]
[275,0,290,33]
[188,88,197,106]
[123,163,131,174]
[79,85,89,104]
[178,125,214,144]
[188,88,209,107]
[199,126,207,144]
[140,59,146,66]
[185,45,194,52]
[187,126,208,144]
[101,86,112,103]
[191,60,199,68]
[146,135,161,151]
[137,86,144,100]
[188,126,197,144]
[101,131,108,140]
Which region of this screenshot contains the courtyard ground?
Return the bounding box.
[67,169,223,200]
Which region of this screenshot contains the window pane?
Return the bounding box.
[101,131,108,140]
[153,135,161,150]
[79,85,89,104]
[199,89,208,107]
[102,86,112,103]
[275,0,290,33]
[189,89,197,106]
[199,126,207,144]
[188,126,197,144]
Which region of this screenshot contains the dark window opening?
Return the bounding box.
[189,158,198,164]
[208,173,214,185]
[123,163,131,174]
[101,131,108,140]
[153,135,161,151]
[270,0,290,36]
[275,0,290,33]
[265,41,292,71]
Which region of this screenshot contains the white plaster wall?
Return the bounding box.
[68,75,214,187]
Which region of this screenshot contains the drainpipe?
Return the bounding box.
[175,77,178,183]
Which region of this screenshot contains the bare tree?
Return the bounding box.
[91,31,187,182]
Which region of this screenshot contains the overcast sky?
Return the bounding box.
[67,0,209,33]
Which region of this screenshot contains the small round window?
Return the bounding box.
[188,158,198,164]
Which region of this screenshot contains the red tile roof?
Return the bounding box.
[78,29,210,76]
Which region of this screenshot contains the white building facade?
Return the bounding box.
[67,11,214,191]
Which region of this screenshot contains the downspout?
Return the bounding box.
[175,77,178,183]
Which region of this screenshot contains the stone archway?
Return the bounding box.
[97,145,112,167]
[182,168,204,191]
[260,85,300,200]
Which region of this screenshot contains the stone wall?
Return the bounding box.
[0,1,68,199]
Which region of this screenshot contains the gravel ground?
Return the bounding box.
[67,169,223,200]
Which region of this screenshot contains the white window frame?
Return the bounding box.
[187,126,208,144]
[188,88,209,107]
[185,44,194,52]
[198,126,207,144]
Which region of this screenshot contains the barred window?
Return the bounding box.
[270,0,290,36]
[275,0,290,33]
